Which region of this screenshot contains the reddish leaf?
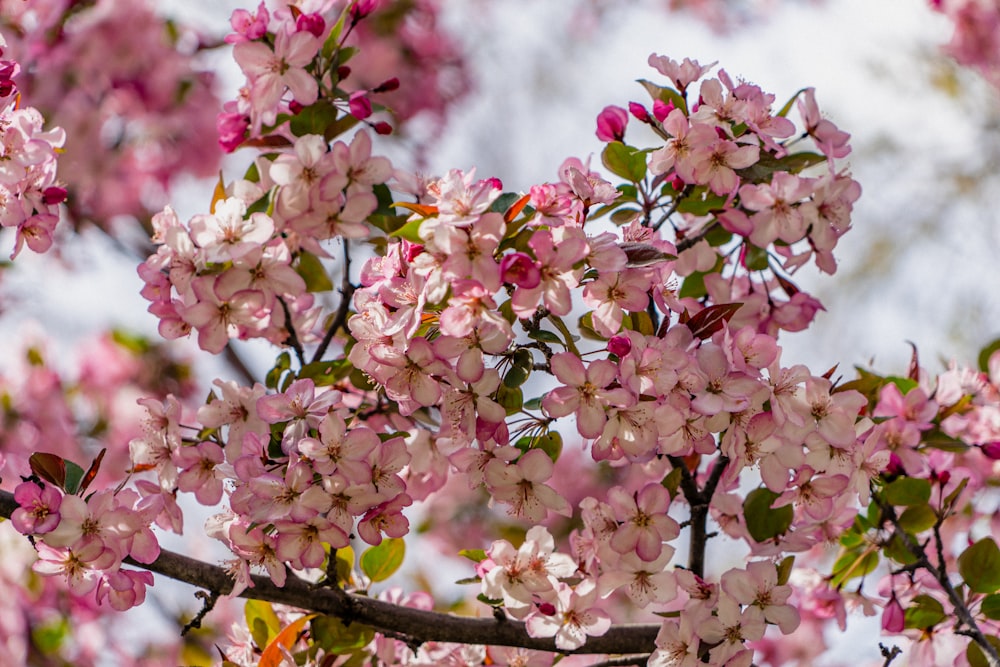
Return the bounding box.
[259,614,317,667]
[79,448,106,495]
[822,364,839,380]
[503,193,531,223]
[775,272,799,297]
[392,202,439,217]
[907,340,920,382]
[683,303,742,340]
[29,453,66,489]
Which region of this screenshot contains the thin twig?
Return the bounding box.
[311,241,354,364]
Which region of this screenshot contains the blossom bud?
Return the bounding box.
[288,100,304,114]
[607,334,631,357]
[374,77,400,93]
[350,0,378,22]
[216,112,249,153]
[982,442,1000,459]
[296,13,326,37]
[337,66,352,81]
[42,187,67,206]
[349,91,372,119]
[536,601,556,616]
[882,595,905,633]
[372,121,393,135]
[652,99,675,122]
[628,101,650,123]
[596,105,628,142]
[500,252,541,289]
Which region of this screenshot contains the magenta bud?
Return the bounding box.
[885,452,905,477]
[296,13,326,36]
[882,595,905,633]
[484,177,503,191]
[288,100,304,114]
[348,91,372,119]
[628,101,650,123]
[982,442,1000,459]
[374,77,400,93]
[500,252,541,289]
[337,65,352,80]
[652,99,675,122]
[608,334,631,357]
[596,105,628,142]
[372,121,393,135]
[42,187,68,205]
[402,240,424,263]
[536,602,556,616]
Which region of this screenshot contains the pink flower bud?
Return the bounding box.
[652,99,675,122]
[372,121,393,135]
[288,100,304,114]
[607,334,631,357]
[596,105,628,142]
[351,0,378,22]
[296,13,326,37]
[628,101,650,122]
[337,65,352,80]
[536,601,556,616]
[982,442,1000,459]
[374,77,400,93]
[42,187,67,205]
[349,91,372,119]
[500,252,541,289]
[882,595,905,633]
[402,240,424,263]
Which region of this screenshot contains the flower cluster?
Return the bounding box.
[0,35,65,258]
[0,0,220,228]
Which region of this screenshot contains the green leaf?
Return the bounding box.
[742,244,769,271]
[884,533,919,566]
[735,151,825,184]
[527,329,563,345]
[245,600,281,650]
[360,538,406,583]
[776,88,808,118]
[458,549,487,563]
[959,538,1000,594]
[489,192,524,214]
[535,431,563,462]
[503,348,533,388]
[495,383,523,416]
[601,142,647,183]
[333,546,355,587]
[904,594,946,630]
[62,460,86,496]
[743,488,794,542]
[676,189,728,216]
[289,100,339,138]
[978,338,1000,373]
[296,251,334,293]
[967,637,1000,667]
[389,217,424,243]
[897,504,937,534]
[610,208,641,225]
[310,615,375,654]
[982,594,1000,620]
[523,396,543,411]
[620,242,676,268]
[297,359,353,386]
[830,548,880,588]
[776,556,795,586]
[883,477,932,506]
[578,311,607,341]
[921,428,970,453]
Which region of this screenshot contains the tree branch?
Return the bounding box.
[874,496,1000,667]
[312,240,355,364]
[0,489,659,655]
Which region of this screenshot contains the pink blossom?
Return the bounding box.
[12,481,62,534]
[543,352,633,439]
[595,105,628,142]
[524,580,610,651]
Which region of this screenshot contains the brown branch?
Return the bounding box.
[666,454,730,578]
[312,240,355,364]
[0,489,659,655]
